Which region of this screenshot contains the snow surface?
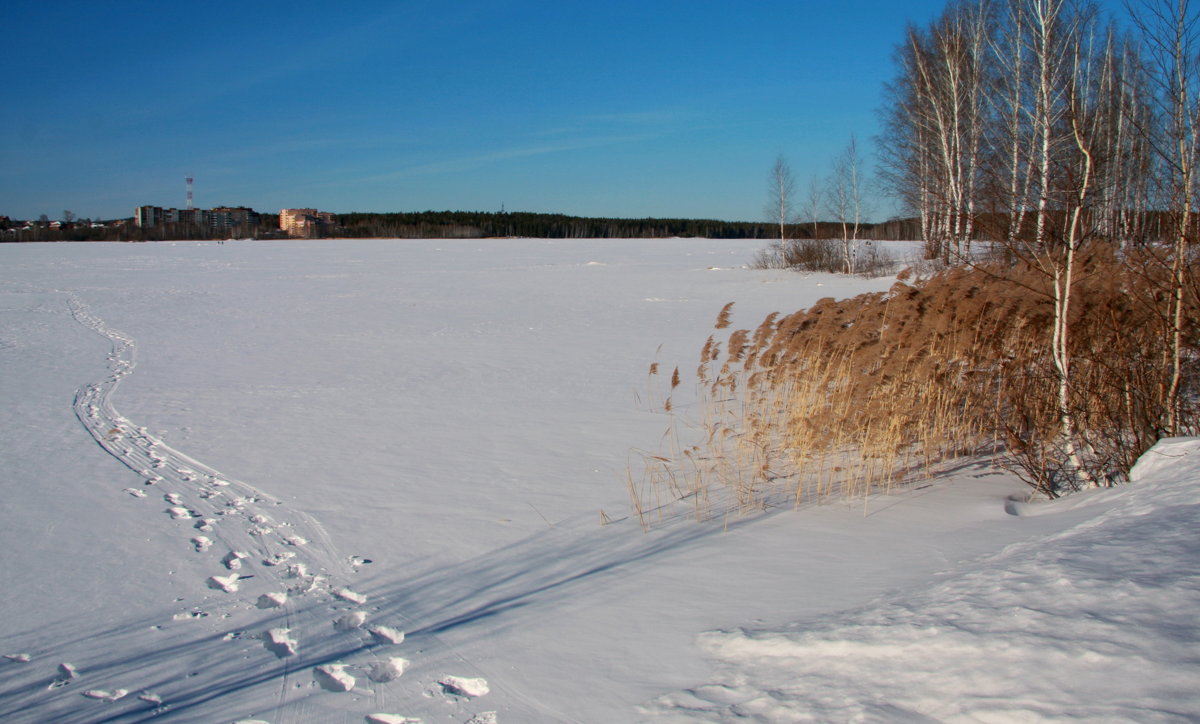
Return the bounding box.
[0,238,1196,723]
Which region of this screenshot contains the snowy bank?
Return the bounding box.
[643,437,1200,722]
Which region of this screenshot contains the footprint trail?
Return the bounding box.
[41,293,518,723]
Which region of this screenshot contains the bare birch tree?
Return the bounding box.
[879,1,992,262]
[765,154,797,243]
[828,135,865,273]
[872,0,1195,492]
[1127,0,1199,436]
[804,176,824,239]
[989,0,1038,246]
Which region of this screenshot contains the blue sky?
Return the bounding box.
[1,1,1022,222]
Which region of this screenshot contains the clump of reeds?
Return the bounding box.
[629,246,1199,527]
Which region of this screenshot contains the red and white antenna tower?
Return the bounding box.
[186,176,194,210]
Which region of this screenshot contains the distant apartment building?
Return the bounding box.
[210,206,261,229]
[135,205,163,228]
[280,208,336,238]
[136,205,208,227]
[135,205,261,231]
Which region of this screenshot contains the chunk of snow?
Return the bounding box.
[83,688,128,701]
[366,715,422,724]
[264,628,297,657]
[314,663,355,692]
[438,675,489,698]
[333,587,367,604]
[207,574,240,593]
[368,625,405,645]
[334,610,368,631]
[3,653,31,663]
[288,573,322,595]
[368,656,409,682]
[165,507,193,520]
[256,591,288,609]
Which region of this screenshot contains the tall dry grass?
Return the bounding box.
[629,246,1199,527]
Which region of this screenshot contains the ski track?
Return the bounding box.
[0,292,544,723]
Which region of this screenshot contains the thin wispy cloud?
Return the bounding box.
[528,109,691,139]
[316,133,656,189]
[579,110,688,125]
[1,0,947,220]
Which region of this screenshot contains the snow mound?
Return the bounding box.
[642,437,1200,721]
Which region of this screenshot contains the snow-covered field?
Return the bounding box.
[1,238,1196,723]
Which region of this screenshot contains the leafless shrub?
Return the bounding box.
[752,238,897,277]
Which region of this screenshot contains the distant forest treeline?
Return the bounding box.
[3,210,922,242]
[334,211,916,240]
[1,215,285,242]
[10,208,1183,243]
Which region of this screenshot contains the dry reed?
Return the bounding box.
[628,247,1199,526]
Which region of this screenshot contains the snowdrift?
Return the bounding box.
[644,437,1200,722]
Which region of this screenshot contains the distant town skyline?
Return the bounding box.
[4,0,1128,224]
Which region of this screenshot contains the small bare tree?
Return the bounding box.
[765,154,797,242]
[827,135,865,273]
[804,177,823,239]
